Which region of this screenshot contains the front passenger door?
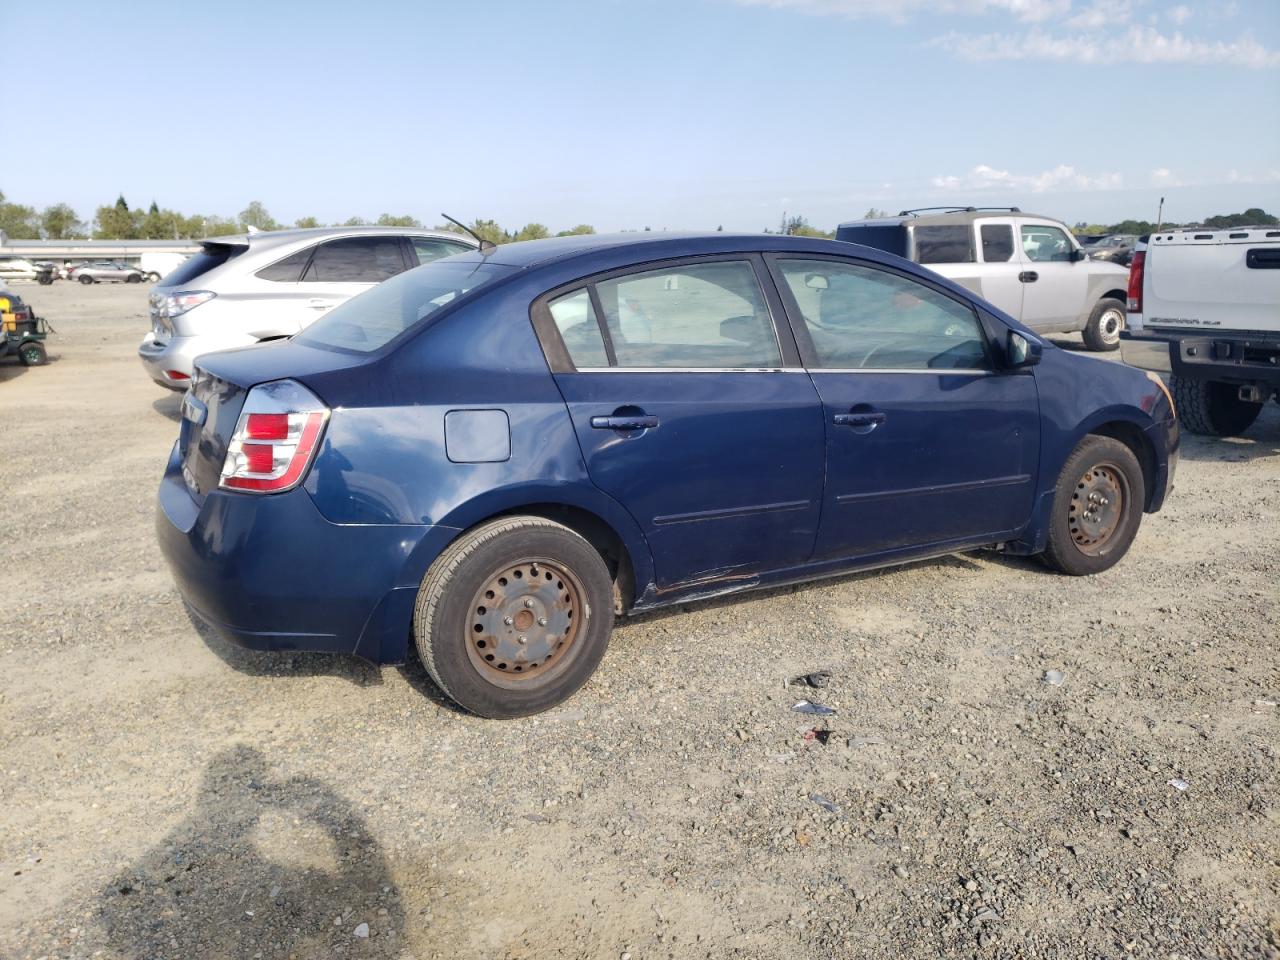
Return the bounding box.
[769,256,1040,562]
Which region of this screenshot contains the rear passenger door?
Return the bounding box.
[768,254,1040,561]
[535,257,827,589]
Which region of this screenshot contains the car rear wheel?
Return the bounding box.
[18,341,48,366]
[146,272,161,282]
[78,274,94,284]
[1041,435,1144,576]
[126,274,141,283]
[1082,298,1125,351]
[1170,375,1262,437]
[413,516,614,719]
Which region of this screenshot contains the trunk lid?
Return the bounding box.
[178,339,369,504]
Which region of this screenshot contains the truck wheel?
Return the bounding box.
[18,341,48,366]
[413,516,615,719]
[78,274,94,284]
[1041,435,1144,576]
[1170,375,1262,437]
[1082,298,1125,351]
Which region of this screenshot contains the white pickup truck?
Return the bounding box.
[1122,225,1280,436]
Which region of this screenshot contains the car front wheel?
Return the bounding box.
[413,516,614,718]
[78,274,94,284]
[1041,435,1144,576]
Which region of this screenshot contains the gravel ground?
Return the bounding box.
[1,281,1277,960]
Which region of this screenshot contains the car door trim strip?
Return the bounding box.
[653,499,812,526]
[835,473,1031,505]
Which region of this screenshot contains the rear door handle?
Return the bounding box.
[590,415,659,431]
[1018,271,1039,283]
[833,412,886,428]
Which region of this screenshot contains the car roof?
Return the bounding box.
[839,208,1059,229]
[440,232,865,270]
[200,225,479,251]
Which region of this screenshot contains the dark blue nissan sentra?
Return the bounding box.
[158,233,1178,717]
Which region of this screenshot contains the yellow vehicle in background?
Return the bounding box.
[0,290,51,366]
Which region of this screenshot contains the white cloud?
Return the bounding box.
[1227,169,1280,185]
[929,24,1280,68]
[932,164,1123,193]
[732,0,1070,24]
[1167,4,1192,25]
[1149,168,1183,187]
[1065,0,1131,30]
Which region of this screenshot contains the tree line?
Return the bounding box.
[0,191,598,244]
[1,189,1273,244]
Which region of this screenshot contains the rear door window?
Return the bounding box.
[592,260,780,368]
[913,225,974,264]
[548,289,609,367]
[302,237,410,283]
[980,224,1015,263]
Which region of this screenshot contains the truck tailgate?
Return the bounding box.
[1144,229,1280,334]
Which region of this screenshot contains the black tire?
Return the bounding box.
[1082,298,1125,351]
[78,274,94,284]
[126,274,141,283]
[1041,435,1144,576]
[18,341,48,366]
[1170,375,1262,437]
[413,516,614,719]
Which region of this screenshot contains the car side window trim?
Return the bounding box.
[762,252,998,374]
[530,253,801,374]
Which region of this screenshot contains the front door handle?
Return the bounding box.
[1018,271,1039,283]
[590,415,659,431]
[833,411,886,428]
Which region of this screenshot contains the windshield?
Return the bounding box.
[296,259,516,353]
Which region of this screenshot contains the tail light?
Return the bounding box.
[1127,251,1145,313]
[220,379,328,493]
[162,290,216,318]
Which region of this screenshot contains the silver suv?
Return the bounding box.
[138,226,478,389]
[836,207,1131,351]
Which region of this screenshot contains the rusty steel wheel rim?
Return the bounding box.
[1068,461,1128,555]
[466,558,585,689]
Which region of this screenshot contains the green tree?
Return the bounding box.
[40,203,84,239]
[238,201,279,232]
[1203,207,1277,228]
[555,224,596,237]
[94,201,140,239]
[514,223,550,242]
[863,207,890,219]
[376,213,421,227]
[781,214,833,239]
[342,216,371,227]
[294,216,322,228]
[468,219,508,244]
[0,191,41,238]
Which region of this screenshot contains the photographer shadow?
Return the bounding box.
[96,744,409,957]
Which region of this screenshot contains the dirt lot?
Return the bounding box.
[1,281,1277,960]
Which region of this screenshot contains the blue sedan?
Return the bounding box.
[157,233,1178,718]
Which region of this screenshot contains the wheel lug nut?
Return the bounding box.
[523,599,534,608]
[517,636,528,644]
[503,616,514,626]
[537,617,548,627]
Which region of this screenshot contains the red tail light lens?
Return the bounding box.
[1127,251,1145,313]
[220,380,329,493]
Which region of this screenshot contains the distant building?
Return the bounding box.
[0,233,200,269]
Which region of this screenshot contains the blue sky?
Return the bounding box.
[4,0,1278,231]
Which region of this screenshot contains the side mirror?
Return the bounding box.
[1007,330,1042,369]
[1070,248,1088,262]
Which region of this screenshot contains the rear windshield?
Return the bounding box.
[296,259,515,353]
[163,245,243,287]
[835,224,908,259]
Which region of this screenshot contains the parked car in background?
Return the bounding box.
[1122,224,1280,436]
[33,261,60,284]
[139,251,190,283]
[70,261,145,284]
[137,226,479,389]
[157,232,1178,718]
[836,207,1131,350]
[1088,234,1138,266]
[0,258,41,282]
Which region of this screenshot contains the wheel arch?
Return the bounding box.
[1087,419,1157,510]
[1100,288,1127,305]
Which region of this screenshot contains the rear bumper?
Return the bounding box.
[1123,329,1280,387]
[138,333,198,390]
[156,443,456,663]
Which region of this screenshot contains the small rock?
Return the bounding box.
[1043,670,1065,687]
[353,922,369,938]
[893,865,909,879]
